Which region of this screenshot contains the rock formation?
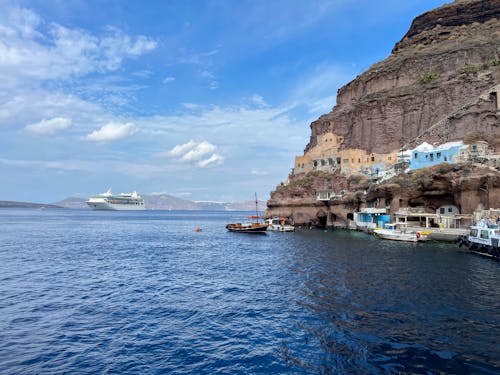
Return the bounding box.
[266,0,500,227]
[306,0,499,154]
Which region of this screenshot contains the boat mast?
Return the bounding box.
[255,192,259,223]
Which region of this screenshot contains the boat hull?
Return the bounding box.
[226,223,268,233]
[374,230,428,242]
[268,224,295,232]
[86,201,145,211]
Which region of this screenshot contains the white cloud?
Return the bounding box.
[251,94,267,107]
[159,140,224,168]
[180,141,216,161]
[182,102,202,110]
[291,63,353,115]
[0,157,94,171]
[163,76,175,84]
[199,70,218,90]
[0,7,157,83]
[197,153,224,167]
[85,122,137,142]
[251,168,269,176]
[25,117,72,135]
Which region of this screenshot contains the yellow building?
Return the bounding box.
[293,131,398,177]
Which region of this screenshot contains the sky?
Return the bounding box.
[0,0,449,203]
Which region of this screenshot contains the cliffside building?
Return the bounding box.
[293,131,398,178]
[408,142,464,171]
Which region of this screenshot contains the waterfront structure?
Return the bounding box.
[394,206,472,229]
[393,207,472,240]
[353,208,391,231]
[86,189,145,210]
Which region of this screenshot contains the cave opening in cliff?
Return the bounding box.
[317,215,327,228]
[329,213,337,225]
[491,91,498,110]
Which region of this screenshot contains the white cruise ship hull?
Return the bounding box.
[86,201,145,210]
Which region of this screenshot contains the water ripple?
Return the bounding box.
[0,210,499,373]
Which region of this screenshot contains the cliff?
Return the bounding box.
[267,0,500,226]
[305,0,499,154]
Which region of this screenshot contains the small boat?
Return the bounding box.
[226,193,268,233]
[225,222,268,233]
[374,223,429,242]
[265,217,295,232]
[457,219,500,258]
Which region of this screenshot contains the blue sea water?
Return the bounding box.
[0,208,499,374]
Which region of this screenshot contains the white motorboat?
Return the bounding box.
[374,223,429,242]
[457,219,500,258]
[265,217,295,232]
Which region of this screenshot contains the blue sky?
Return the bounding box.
[0,0,449,203]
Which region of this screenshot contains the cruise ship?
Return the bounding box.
[86,189,145,210]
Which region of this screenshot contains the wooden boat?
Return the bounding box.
[374,223,429,242]
[226,193,268,233]
[225,222,268,233]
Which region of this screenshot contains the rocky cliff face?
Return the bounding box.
[267,0,500,226]
[267,163,500,227]
[305,0,499,154]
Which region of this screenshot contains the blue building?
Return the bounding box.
[408,142,464,171]
[354,208,391,231]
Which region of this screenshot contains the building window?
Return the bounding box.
[414,153,418,159]
[440,208,445,214]
[371,156,375,162]
[321,159,326,166]
[437,152,441,159]
[448,208,453,213]
[337,157,341,164]
[430,153,434,161]
[313,160,318,167]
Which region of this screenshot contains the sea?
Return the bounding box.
[0,208,499,374]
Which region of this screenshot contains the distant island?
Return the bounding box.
[0,201,61,209]
[0,194,267,211]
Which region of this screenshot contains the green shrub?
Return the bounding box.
[459,64,482,74]
[489,59,500,67]
[419,72,439,85]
